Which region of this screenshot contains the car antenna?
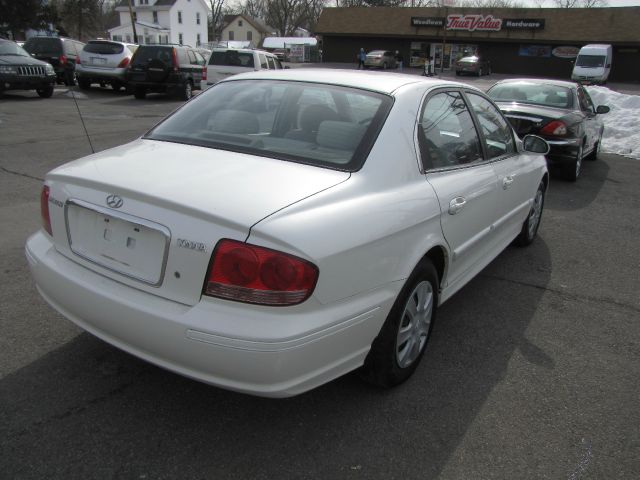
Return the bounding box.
[69,86,95,154]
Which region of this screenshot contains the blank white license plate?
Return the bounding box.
[66,202,168,285]
[91,57,107,65]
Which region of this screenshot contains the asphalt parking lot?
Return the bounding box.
[1,81,639,479]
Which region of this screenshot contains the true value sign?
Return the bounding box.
[446,14,502,31]
[411,15,545,31]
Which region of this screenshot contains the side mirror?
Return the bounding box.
[522,135,550,155]
[596,105,610,114]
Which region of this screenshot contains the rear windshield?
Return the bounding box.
[23,37,62,55]
[368,51,385,56]
[209,50,254,68]
[145,80,393,171]
[131,46,173,66]
[84,41,124,55]
[576,55,606,67]
[488,83,574,109]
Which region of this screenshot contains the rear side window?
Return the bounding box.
[267,56,276,69]
[210,50,255,68]
[63,41,77,56]
[259,54,268,69]
[23,37,62,55]
[419,91,483,169]
[84,42,124,55]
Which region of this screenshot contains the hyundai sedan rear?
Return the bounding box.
[26,70,548,397]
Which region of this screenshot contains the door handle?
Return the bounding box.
[502,176,514,189]
[448,196,466,215]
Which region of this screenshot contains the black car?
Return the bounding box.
[125,45,206,100]
[0,38,56,98]
[487,79,609,181]
[22,36,85,86]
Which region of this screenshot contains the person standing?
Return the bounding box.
[357,48,366,69]
[395,50,404,71]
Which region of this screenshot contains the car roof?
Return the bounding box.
[220,68,480,95]
[491,78,578,89]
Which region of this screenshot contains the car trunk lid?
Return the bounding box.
[495,102,566,137]
[44,139,350,306]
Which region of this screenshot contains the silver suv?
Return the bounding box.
[201,48,284,90]
[76,40,137,91]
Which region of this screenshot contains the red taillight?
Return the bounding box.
[540,120,567,137]
[117,57,130,68]
[40,185,52,236]
[204,239,318,306]
[59,55,67,65]
[202,66,207,81]
[76,55,81,65]
[171,47,179,72]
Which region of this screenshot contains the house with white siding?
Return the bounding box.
[219,14,273,47]
[108,0,209,48]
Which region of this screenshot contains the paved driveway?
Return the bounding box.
[1,85,638,479]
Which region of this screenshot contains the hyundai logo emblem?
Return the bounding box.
[106,194,123,209]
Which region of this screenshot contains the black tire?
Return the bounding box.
[111,81,123,92]
[361,258,438,388]
[564,144,583,182]
[515,181,545,247]
[180,80,193,101]
[78,78,91,90]
[382,62,388,70]
[455,71,461,76]
[477,68,483,77]
[36,85,54,98]
[134,86,146,99]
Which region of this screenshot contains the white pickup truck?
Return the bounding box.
[200,48,285,90]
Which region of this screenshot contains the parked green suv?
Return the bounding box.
[125,45,207,100]
[0,38,56,98]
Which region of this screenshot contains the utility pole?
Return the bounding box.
[127,0,138,43]
[441,2,447,74]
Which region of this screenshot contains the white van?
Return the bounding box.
[571,44,612,84]
[200,48,284,90]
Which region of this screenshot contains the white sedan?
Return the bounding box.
[26,70,549,397]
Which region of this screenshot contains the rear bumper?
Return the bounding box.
[76,65,127,82]
[545,138,582,164]
[25,231,393,397]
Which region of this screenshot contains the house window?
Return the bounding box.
[112,35,122,41]
[238,20,243,27]
[178,33,183,45]
[196,34,201,46]
[178,11,182,24]
[153,11,158,23]
[126,34,131,42]
[196,12,200,25]
[247,31,252,41]
[228,30,234,41]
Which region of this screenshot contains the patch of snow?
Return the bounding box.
[63,90,88,100]
[587,86,640,160]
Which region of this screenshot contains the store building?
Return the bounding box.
[315,7,640,82]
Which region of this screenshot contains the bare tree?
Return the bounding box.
[581,0,608,7]
[209,0,227,41]
[552,0,581,7]
[242,0,267,19]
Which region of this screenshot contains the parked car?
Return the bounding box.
[26,70,549,397]
[364,50,397,69]
[22,36,84,86]
[76,40,136,91]
[125,44,207,100]
[201,47,283,90]
[272,48,289,62]
[0,38,56,98]
[487,78,609,181]
[455,55,491,76]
